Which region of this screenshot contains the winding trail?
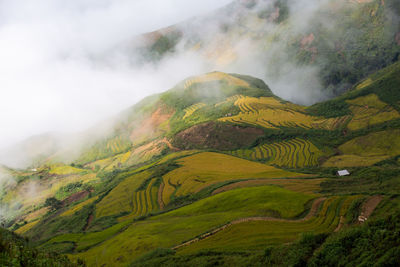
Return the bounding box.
[172,197,326,250]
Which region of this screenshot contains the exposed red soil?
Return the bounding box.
[301,33,315,47]
[172,121,264,150]
[129,105,174,142]
[358,195,383,223]
[158,182,165,210]
[62,190,90,206]
[84,214,94,231]
[172,197,326,250]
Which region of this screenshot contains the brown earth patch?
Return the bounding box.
[62,190,90,206]
[358,195,383,223]
[129,105,174,143]
[172,121,264,150]
[158,182,165,210]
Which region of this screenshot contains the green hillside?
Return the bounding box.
[1,60,400,266]
[0,227,84,266]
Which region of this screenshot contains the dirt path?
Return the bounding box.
[158,182,165,210]
[334,216,346,232]
[358,195,383,223]
[172,197,326,250]
[84,214,94,231]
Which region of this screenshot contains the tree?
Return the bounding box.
[45,197,62,211]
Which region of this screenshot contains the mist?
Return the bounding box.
[0,0,231,151]
[0,0,398,167]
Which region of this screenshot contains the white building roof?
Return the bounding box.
[338,170,350,176]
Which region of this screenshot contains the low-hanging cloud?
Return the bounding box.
[0,0,231,150]
[1,0,399,167]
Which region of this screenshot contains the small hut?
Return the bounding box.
[337,170,350,176]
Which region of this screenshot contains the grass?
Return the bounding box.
[324,129,400,167]
[61,196,99,217]
[230,138,323,168]
[183,103,206,119]
[176,196,354,254]
[87,151,131,171]
[77,135,132,164]
[48,164,86,175]
[346,94,400,131]
[161,152,306,205]
[212,178,325,195]
[95,171,152,218]
[339,129,400,156]
[73,185,314,266]
[183,72,250,89]
[323,154,388,167]
[14,220,40,235]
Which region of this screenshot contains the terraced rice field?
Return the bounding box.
[60,196,99,217]
[183,103,206,119]
[87,151,131,171]
[176,195,362,254]
[161,152,306,205]
[43,220,132,252]
[346,94,400,130]
[183,72,250,89]
[125,138,171,167]
[230,138,323,168]
[15,220,40,235]
[96,170,160,220]
[106,136,131,154]
[118,178,160,221]
[95,171,152,218]
[219,95,353,130]
[311,115,350,130]
[78,136,132,164]
[220,105,317,129]
[324,129,400,167]
[212,178,325,195]
[48,164,86,175]
[74,185,314,266]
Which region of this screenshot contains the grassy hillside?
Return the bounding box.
[1,59,400,266]
[0,227,83,266]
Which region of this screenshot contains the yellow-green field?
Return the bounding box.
[183,72,250,89]
[324,129,400,167]
[73,185,314,266]
[161,152,307,205]
[183,103,206,119]
[176,195,362,254]
[323,154,389,167]
[346,94,400,131]
[230,138,323,168]
[61,196,99,217]
[95,171,153,218]
[48,164,86,175]
[15,220,40,235]
[217,95,348,130]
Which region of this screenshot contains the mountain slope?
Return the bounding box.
[0,59,399,266]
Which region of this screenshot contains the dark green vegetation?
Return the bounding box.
[0,227,84,266]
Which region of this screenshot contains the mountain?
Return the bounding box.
[1,0,400,266]
[1,59,399,266]
[127,0,400,99]
[2,0,399,167]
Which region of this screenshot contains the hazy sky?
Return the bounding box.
[0,0,232,149]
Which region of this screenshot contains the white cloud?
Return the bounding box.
[0,0,232,149]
